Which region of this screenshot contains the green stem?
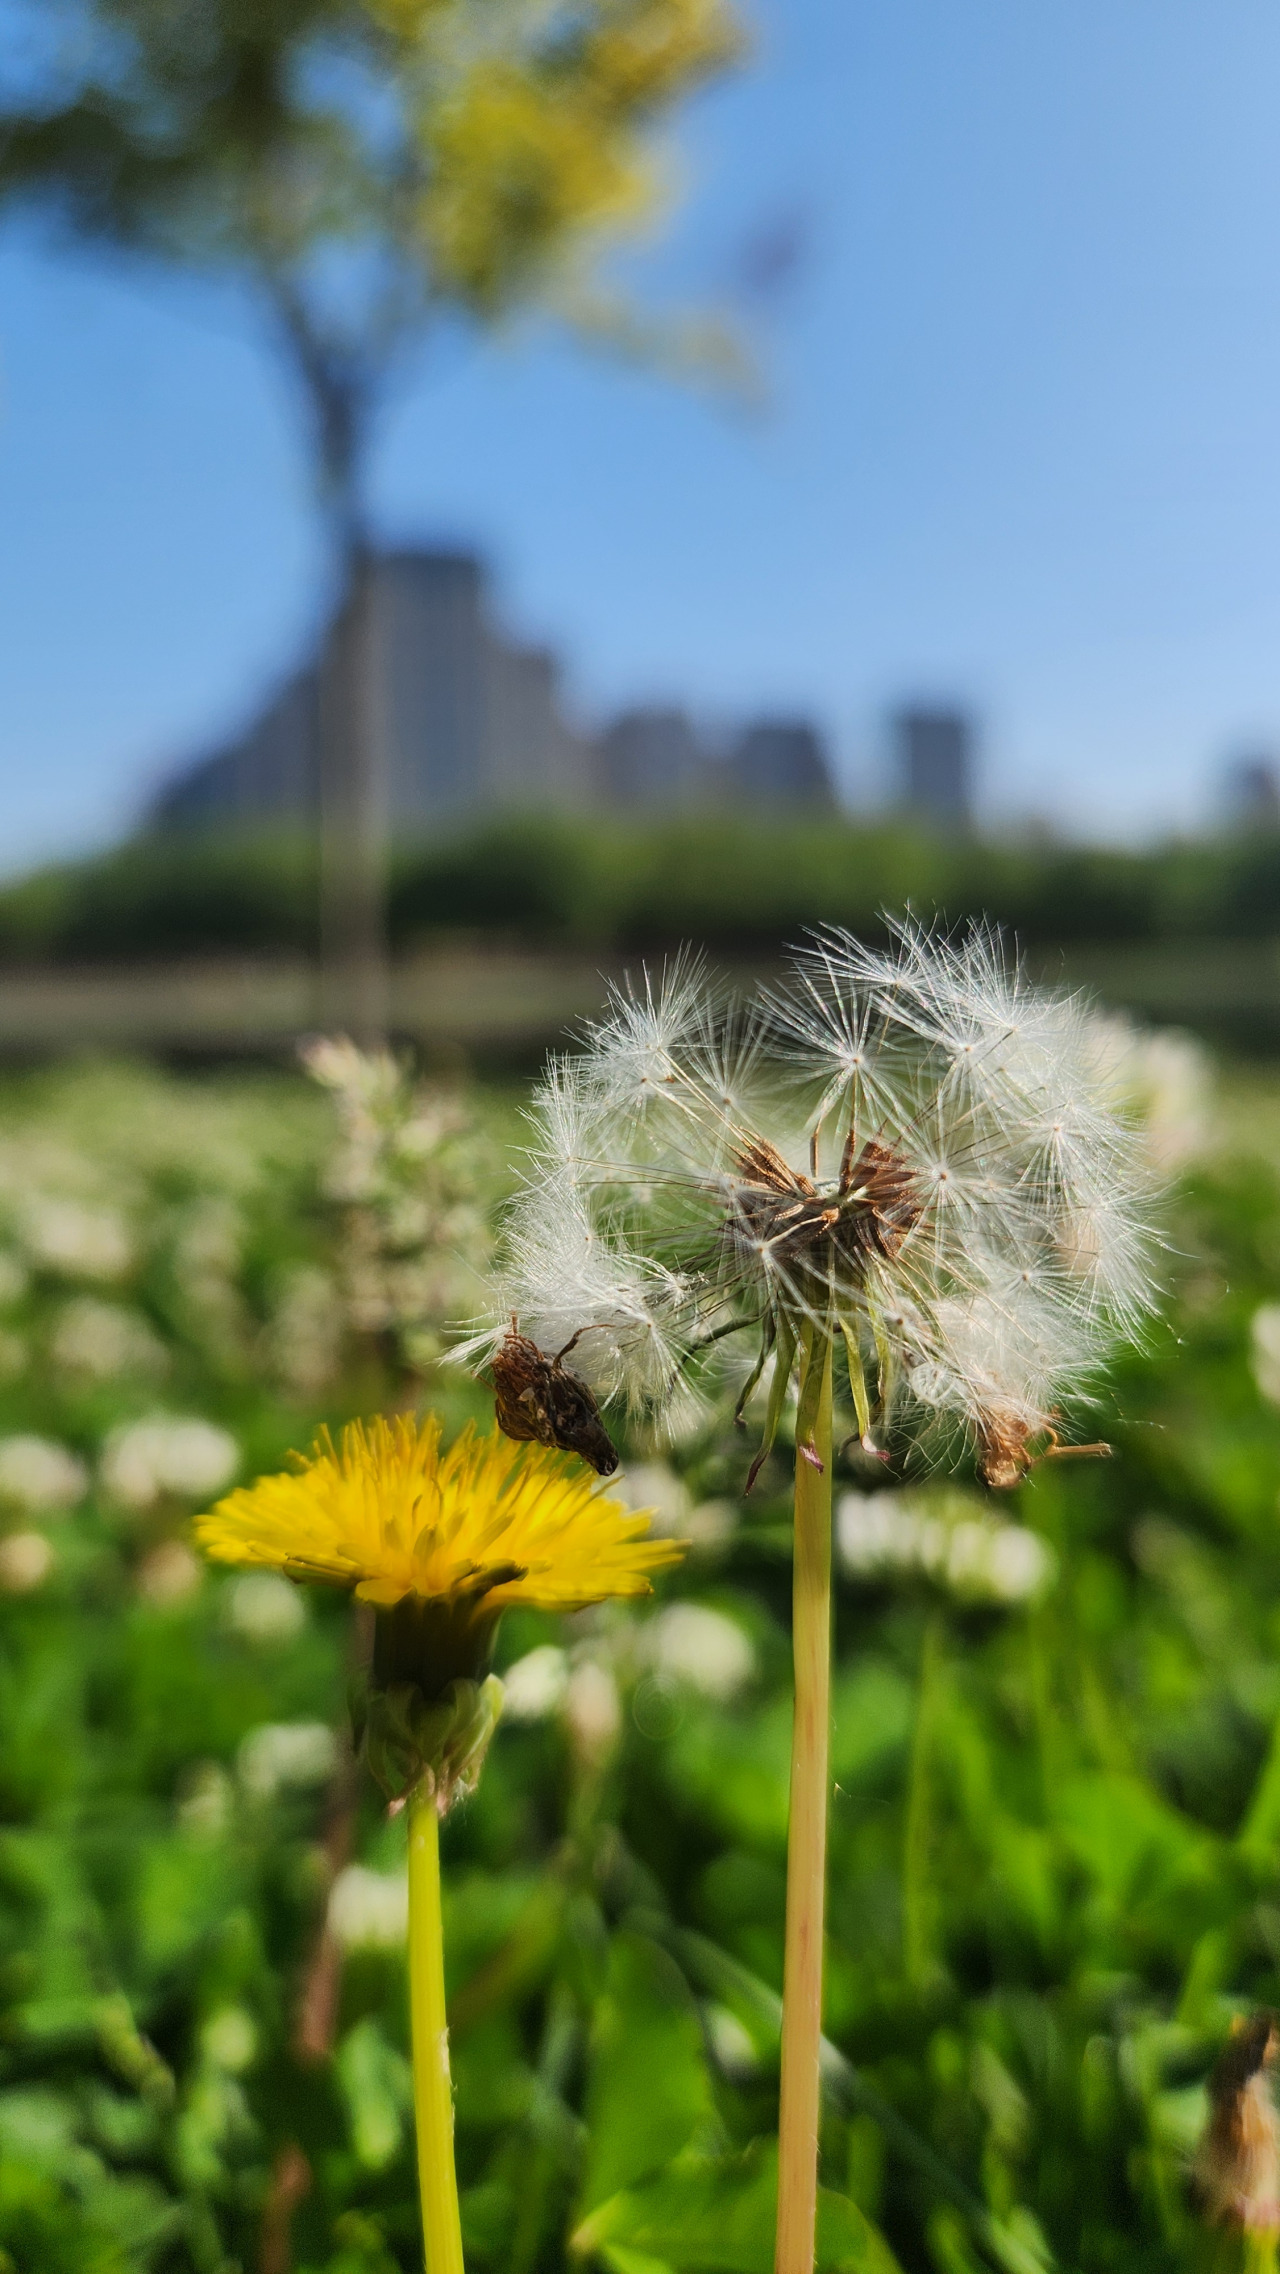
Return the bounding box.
[408,1785,465,2274]
[775,1322,834,2274]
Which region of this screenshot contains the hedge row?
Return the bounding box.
[2,816,1279,961]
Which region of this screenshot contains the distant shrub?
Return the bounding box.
[2,815,1280,961]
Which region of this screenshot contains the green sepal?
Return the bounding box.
[353,1671,505,1811]
[733,1309,777,1430]
[866,1293,897,1422]
[840,1318,873,1444]
[745,1309,799,1493]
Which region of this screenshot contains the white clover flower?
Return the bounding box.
[612,1461,693,1536]
[0,1532,53,1592]
[101,1416,239,1509]
[837,1492,923,1574]
[51,1298,168,1383]
[0,1253,28,1306]
[136,1540,204,1607]
[1088,1015,1213,1170]
[466,925,1159,1489]
[21,1197,131,1280]
[224,1571,307,1645]
[836,1489,1054,1604]
[1254,1306,1280,1407]
[176,1761,233,1838]
[564,1659,621,1766]
[642,1602,756,1700]
[328,1864,409,1950]
[263,1265,343,1398]
[612,1458,734,1551]
[238,1720,338,1799]
[500,1644,570,1722]
[983,1523,1055,1601]
[304,1037,489,1365]
[0,1435,87,1514]
[201,2008,258,2073]
[685,1498,738,1550]
[704,2003,760,2079]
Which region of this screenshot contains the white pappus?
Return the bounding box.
[460,924,1161,1489]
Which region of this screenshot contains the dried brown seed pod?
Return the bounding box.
[1197,2012,1280,2232]
[491,1325,620,1478]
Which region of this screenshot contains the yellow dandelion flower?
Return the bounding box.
[195,1412,681,1613]
[196,1416,685,2274]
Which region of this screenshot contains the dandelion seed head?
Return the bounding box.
[468,918,1162,1486]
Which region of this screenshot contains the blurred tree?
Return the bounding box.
[0,0,742,1036]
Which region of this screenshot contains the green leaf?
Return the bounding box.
[575,2143,903,2273]
[578,1932,718,2216]
[336,2017,412,2171]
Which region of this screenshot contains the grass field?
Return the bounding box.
[0,1042,1278,2272]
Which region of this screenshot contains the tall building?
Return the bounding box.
[150,545,841,830]
[150,551,594,831]
[726,719,834,807]
[595,709,836,808]
[596,708,706,806]
[894,706,974,829]
[1222,752,1280,831]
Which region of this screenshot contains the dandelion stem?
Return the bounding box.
[776,1321,834,2274]
[407,1785,465,2274]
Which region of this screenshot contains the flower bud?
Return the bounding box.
[355,1671,504,1811]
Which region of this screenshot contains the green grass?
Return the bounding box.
[0,1055,1277,2269]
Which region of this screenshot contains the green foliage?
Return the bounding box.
[0,1053,1278,2268]
[578,1933,718,2213]
[0,0,742,522]
[576,2140,898,2272]
[7,817,1280,970]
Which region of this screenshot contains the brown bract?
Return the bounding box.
[730,1132,922,1279]
[491,1324,620,1477]
[976,1411,1113,1491]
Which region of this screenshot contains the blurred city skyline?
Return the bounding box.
[8,0,1280,870]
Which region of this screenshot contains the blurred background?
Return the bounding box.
[8,0,1280,1053]
[8,6,1280,2274]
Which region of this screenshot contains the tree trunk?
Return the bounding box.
[266,282,392,1048]
[317,537,390,1045]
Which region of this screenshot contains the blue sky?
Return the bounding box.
[6,0,1280,871]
